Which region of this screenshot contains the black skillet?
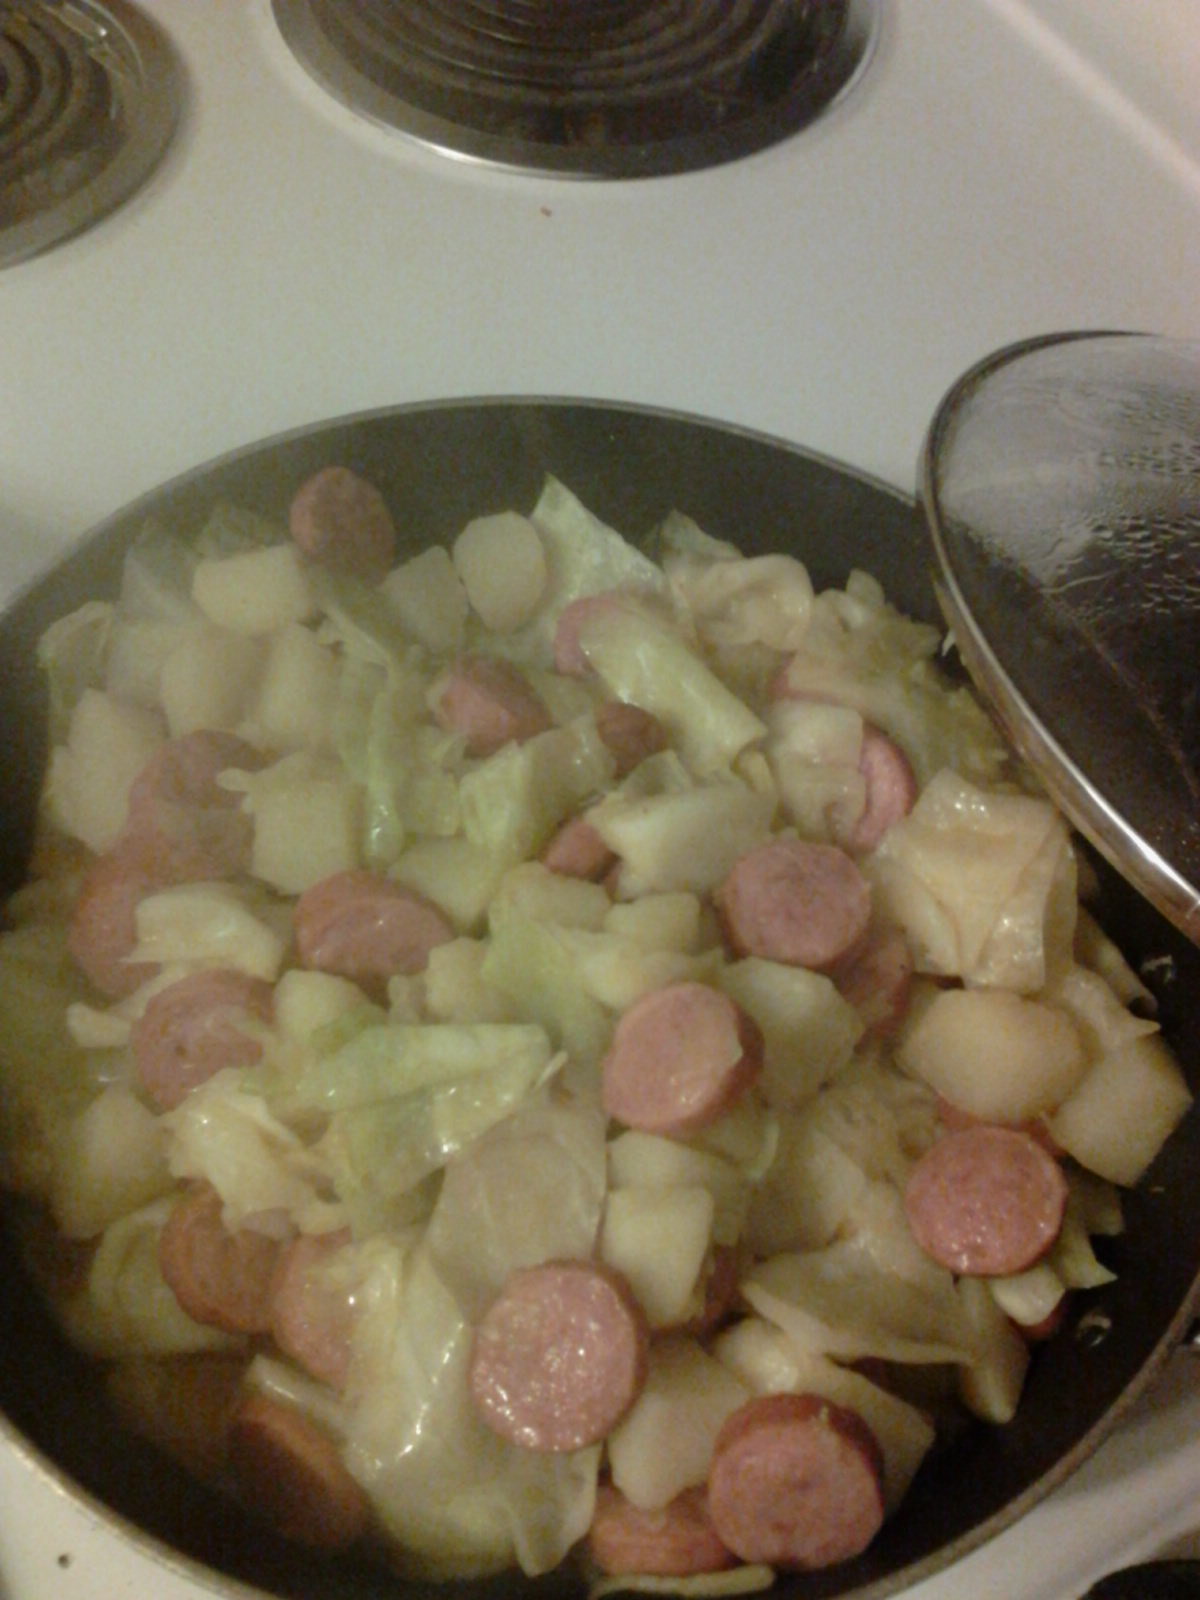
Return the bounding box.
[1,398,1199,1600]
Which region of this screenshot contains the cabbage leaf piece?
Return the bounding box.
[744,1243,972,1367]
[866,767,1077,991]
[425,1092,608,1322]
[344,1239,599,1579]
[161,1070,342,1234]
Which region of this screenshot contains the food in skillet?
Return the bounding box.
[0,466,1191,1586]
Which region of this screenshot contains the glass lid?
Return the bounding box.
[921,331,1200,947]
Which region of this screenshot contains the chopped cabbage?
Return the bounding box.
[344,1239,600,1578]
[505,475,669,666]
[161,1070,342,1234]
[4,470,1190,1591]
[576,601,766,777]
[460,716,614,868]
[743,1227,973,1367]
[279,1019,554,1114]
[425,1092,608,1321]
[867,768,1077,990]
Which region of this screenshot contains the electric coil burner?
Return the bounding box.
[0,0,179,268]
[272,0,879,177]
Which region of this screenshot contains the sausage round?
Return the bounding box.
[588,1484,735,1578]
[601,981,763,1138]
[431,654,553,757]
[67,837,162,997]
[934,1096,1062,1154]
[271,1228,356,1392]
[132,967,275,1111]
[706,1392,885,1570]
[227,1391,370,1550]
[293,868,455,1000]
[683,1244,743,1338]
[594,700,669,777]
[158,1184,285,1335]
[288,464,396,583]
[904,1124,1069,1276]
[124,729,264,883]
[541,815,617,881]
[844,724,917,853]
[715,836,871,972]
[468,1259,650,1452]
[831,922,914,1038]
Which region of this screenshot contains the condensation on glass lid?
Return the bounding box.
[920,331,1200,948]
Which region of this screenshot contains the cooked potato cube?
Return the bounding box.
[1047,1035,1192,1185]
[599,1184,714,1327]
[192,542,314,635]
[896,986,1087,1123]
[452,511,547,633]
[607,1336,751,1510]
[44,688,163,854]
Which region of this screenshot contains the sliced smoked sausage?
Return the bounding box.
[706,1392,885,1570]
[601,981,763,1138]
[903,1124,1069,1277]
[844,724,917,853]
[227,1391,370,1550]
[588,1483,735,1578]
[124,729,264,883]
[831,921,914,1038]
[132,967,274,1110]
[293,868,454,1000]
[289,465,396,583]
[431,654,552,758]
[469,1259,650,1452]
[270,1228,357,1392]
[67,837,162,997]
[715,836,871,972]
[541,815,617,881]
[158,1184,284,1335]
[594,701,669,777]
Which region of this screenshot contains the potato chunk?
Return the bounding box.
[896,986,1086,1123]
[1047,1035,1191,1185]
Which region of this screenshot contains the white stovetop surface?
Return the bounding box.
[1,1,1199,1596]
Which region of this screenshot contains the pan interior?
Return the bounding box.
[1,398,1198,1600]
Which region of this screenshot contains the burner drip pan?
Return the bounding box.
[272,0,879,178]
[0,1,180,268]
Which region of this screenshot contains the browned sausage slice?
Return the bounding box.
[227,1391,370,1550]
[293,868,455,1000]
[67,837,163,997]
[601,982,763,1138]
[158,1184,285,1335]
[684,1244,743,1338]
[431,654,552,758]
[541,815,617,881]
[132,968,275,1110]
[831,922,914,1038]
[594,701,669,777]
[469,1260,650,1452]
[934,1097,1062,1154]
[844,725,917,853]
[271,1229,356,1392]
[706,1392,885,1570]
[588,1483,736,1577]
[715,837,871,972]
[904,1124,1069,1276]
[288,465,396,583]
[124,729,265,883]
